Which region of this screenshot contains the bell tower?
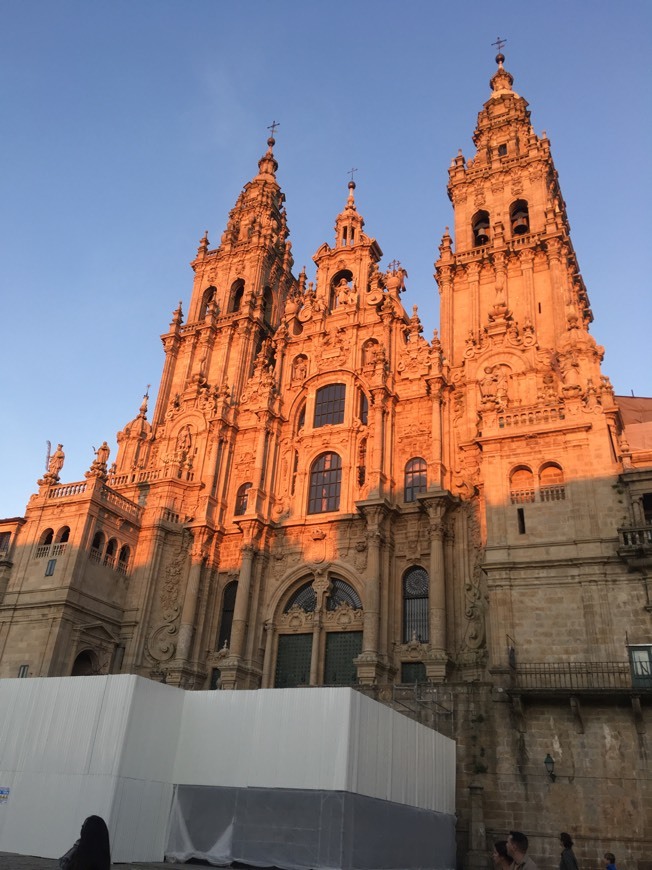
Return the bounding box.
[436,51,623,673]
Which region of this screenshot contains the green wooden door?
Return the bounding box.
[324,631,362,685]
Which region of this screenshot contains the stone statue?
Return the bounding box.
[48,444,65,477]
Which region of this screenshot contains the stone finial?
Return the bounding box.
[490,50,514,94]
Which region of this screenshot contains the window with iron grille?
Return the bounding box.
[284,582,317,613]
[308,453,342,514]
[313,384,346,427]
[403,566,429,642]
[235,482,252,516]
[275,634,312,687]
[326,578,362,611]
[324,631,362,685]
[404,457,427,502]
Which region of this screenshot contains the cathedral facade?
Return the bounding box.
[1,55,650,867]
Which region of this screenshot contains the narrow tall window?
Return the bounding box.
[235,482,252,516]
[403,567,429,643]
[229,279,244,313]
[308,453,342,514]
[45,559,56,577]
[217,581,238,650]
[313,384,346,427]
[359,390,369,425]
[517,508,526,534]
[404,458,427,502]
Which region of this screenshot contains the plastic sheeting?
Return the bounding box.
[166,785,456,870]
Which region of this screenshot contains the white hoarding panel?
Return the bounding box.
[174,688,352,792]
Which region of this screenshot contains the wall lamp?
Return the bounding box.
[544,753,556,782]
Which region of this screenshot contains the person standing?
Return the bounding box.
[559,832,579,870]
[507,831,538,870]
[604,852,617,870]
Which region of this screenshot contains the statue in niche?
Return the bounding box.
[176,426,192,455]
[292,355,308,382]
[363,341,379,366]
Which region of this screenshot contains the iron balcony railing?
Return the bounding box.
[511,661,632,691]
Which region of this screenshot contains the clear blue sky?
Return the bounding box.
[1,0,651,517]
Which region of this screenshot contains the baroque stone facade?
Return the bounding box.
[1,54,650,869]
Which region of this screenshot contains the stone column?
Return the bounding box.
[177,529,209,662]
[261,622,274,688]
[369,390,386,497]
[421,497,448,681]
[363,528,382,655]
[230,543,256,658]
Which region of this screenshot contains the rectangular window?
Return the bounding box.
[517,508,526,534]
[629,646,652,689]
[45,559,56,576]
[313,384,346,428]
[17,664,29,678]
[210,668,221,690]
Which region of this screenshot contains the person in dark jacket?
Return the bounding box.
[559,832,579,870]
[60,815,111,870]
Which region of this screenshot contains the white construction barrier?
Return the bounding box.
[0,676,455,869]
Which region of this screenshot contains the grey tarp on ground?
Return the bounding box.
[166,784,456,870]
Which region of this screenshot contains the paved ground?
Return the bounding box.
[0,855,257,869]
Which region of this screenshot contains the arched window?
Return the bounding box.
[229,279,245,313]
[235,482,252,516]
[104,538,117,568]
[314,384,346,427]
[39,529,54,547]
[200,285,217,319]
[403,566,429,643]
[472,210,490,246]
[284,581,317,613]
[404,458,427,502]
[326,578,362,611]
[510,200,530,236]
[510,466,535,504]
[217,580,238,650]
[539,463,565,501]
[308,453,342,514]
[55,526,70,544]
[117,545,130,575]
[90,531,105,564]
[497,143,508,157]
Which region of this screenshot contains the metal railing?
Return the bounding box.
[511,661,631,691]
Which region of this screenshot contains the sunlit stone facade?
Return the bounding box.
[1,54,650,868]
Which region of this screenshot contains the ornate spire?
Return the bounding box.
[490,50,515,96]
[255,133,279,182]
[334,173,365,248]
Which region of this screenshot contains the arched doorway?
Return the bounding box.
[71,649,97,676]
